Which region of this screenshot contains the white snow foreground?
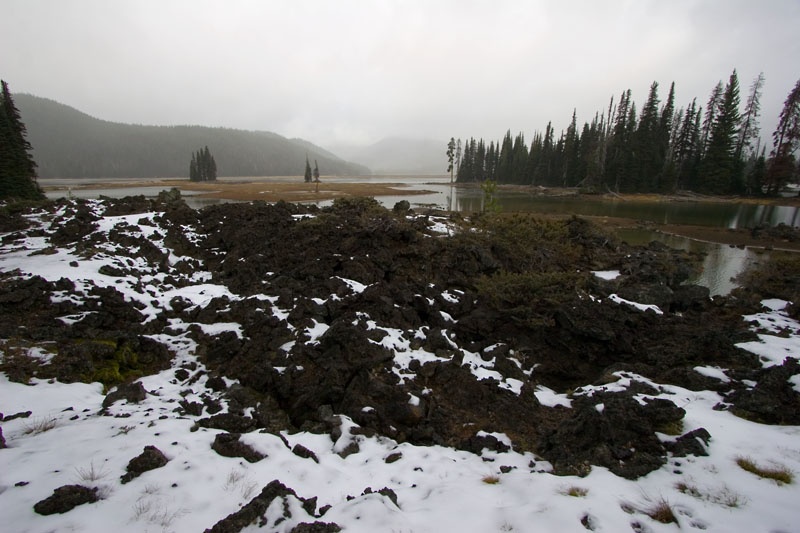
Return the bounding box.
[0,202,799,532]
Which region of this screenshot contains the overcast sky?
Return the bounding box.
[2,0,799,149]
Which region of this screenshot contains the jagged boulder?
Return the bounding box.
[211,433,266,463]
[538,390,686,479]
[33,485,98,515]
[205,480,331,533]
[120,445,169,484]
[103,381,147,408]
[727,358,800,424]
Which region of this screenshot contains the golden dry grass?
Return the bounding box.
[49,177,434,203]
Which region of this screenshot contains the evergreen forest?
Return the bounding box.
[0,80,45,200]
[454,71,800,196]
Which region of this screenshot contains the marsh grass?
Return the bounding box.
[223,468,258,499]
[74,460,110,483]
[622,495,679,526]
[675,481,746,508]
[23,416,57,435]
[645,497,678,524]
[736,456,794,484]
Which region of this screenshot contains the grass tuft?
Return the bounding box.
[560,485,589,497]
[676,481,747,508]
[74,460,110,483]
[23,416,57,435]
[736,456,794,484]
[645,497,678,524]
[481,475,501,485]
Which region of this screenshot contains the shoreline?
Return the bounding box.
[40,178,800,251]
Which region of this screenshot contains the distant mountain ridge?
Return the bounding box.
[331,137,447,175]
[15,94,370,179]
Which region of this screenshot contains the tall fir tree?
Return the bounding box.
[511,132,528,184]
[604,89,632,192]
[533,122,554,185]
[699,70,741,194]
[304,156,312,183]
[732,73,765,192]
[764,78,800,195]
[496,131,514,183]
[673,98,700,189]
[0,80,45,200]
[632,82,661,191]
[657,82,677,192]
[561,110,580,186]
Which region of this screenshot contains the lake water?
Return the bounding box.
[41,176,798,296]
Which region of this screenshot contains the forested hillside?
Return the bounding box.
[14,94,370,179]
[455,71,800,196]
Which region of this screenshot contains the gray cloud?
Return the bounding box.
[2,0,799,147]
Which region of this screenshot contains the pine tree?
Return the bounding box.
[736,73,765,161]
[496,131,514,183]
[699,70,741,194]
[604,89,632,192]
[632,82,661,190]
[511,132,528,184]
[764,78,800,195]
[673,98,700,189]
[657,82,676,192]
[526,133,542,184]
[533,122,554,185]
[699,81,724,160]
[0,80,45,200]
[189,152,198,181]
[447,137,456,182]
[732,73,765,192]
[562,110,580,186]
[313,160,320,182]
[304,156,312,183]
[189,146,217,182]
[455,139,462,175]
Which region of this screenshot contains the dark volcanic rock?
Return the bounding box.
[291,523,342,533]
[211,433,266,463]
[668,427,712,457]
[538,391,686,479]
[205,479,329,533]
[727,358,800,424]
[196,413,257,433]
[120,445,169,484]
[292,443,320,463]
[103,381,147,408]
[33,484,98,515]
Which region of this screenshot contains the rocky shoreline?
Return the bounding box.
[1,192,799,531]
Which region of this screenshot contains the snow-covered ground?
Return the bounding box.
[1,202,800,532]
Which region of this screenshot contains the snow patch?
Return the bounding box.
[592,270,621,280]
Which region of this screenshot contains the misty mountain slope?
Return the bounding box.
[333,137,446,175]
[15,94,370,178]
